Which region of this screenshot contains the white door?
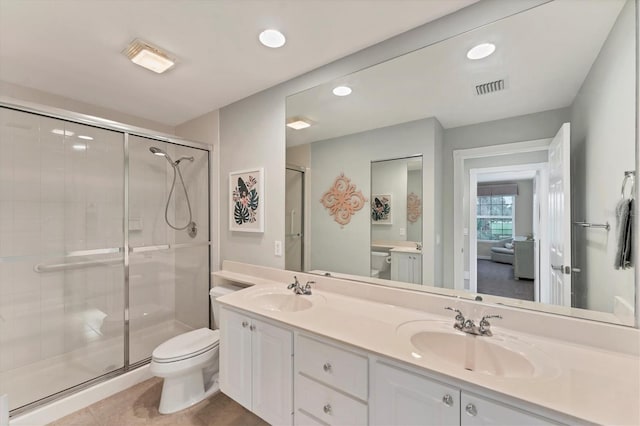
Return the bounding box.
[371,362,459,426]
[219,307,252,409]
[547,123,572,306]
[252,319,293,426]
[460,392,555,425]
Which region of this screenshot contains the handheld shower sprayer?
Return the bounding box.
[149,146,197,237]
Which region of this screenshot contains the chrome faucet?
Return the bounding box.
[416,242,422,251]
[287,276,315,295]
[445,307,501,336]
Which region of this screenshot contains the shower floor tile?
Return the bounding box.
[48,377,268,426]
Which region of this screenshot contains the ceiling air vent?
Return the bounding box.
[475,79,505,95]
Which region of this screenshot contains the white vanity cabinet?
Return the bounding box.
[371,361,459,426]
[460,392,558,426]
[294,334,369,425]
[371,360,559,426]
[219,306,293,426]
[390,251,422,284]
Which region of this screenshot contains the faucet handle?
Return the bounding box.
[303,280,315,295]
[287,275,300,289]
[479,314,502,336]
[445,307,465,328]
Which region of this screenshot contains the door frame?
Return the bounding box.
[453,138,551,292]
[285,164,307,271]
[469,163,548,301]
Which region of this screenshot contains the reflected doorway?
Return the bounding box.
[285,166,305,271]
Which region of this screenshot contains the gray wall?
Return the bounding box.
[218,0,549,271]
[309,117,439,283]
[442,107,571,287]
[570,0,636,314]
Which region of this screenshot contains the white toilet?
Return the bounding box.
[150,284,241,414]
[371,251,391,278]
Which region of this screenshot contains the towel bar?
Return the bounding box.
[573,221,610,231]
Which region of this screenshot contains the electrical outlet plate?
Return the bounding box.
[274,240,283,256]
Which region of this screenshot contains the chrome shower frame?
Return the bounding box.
[0,98,213,417]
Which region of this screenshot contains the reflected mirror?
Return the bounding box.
[285,0,637,326]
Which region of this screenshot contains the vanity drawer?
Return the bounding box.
[295,409,328,426]
[296,334,368,400]
[295,374,367,426]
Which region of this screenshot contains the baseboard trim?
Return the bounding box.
[10,365,152,426]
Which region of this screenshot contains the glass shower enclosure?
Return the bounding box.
[0,103,211,415]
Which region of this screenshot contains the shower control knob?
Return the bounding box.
[241,321,248,328]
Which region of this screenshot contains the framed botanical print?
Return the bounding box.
[371,194,392,224]
[229,168,264,232]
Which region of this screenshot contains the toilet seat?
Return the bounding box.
[152,328,220,363]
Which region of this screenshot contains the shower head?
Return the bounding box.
[149,146,166,156]
[149,146,175,165]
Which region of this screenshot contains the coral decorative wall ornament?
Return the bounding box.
[320,173,367,226]
[407,192,422,223]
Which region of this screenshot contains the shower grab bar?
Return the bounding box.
[574,221,611,231]
[34,258,123,273]
[129,241,210,253]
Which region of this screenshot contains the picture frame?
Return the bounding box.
[229,168,264,232]
[371,194,392,225]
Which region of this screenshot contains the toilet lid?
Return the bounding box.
[152,328,220,363]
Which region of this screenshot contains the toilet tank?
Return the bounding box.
[371,251,391,271]
[209,284,243,329]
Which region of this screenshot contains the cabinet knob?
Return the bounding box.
[249,324,256,331]
[241,321,248,328]
[323,362,332,373]
[465,403,478,417]
[323,404,332,415]
[442,394,454,407]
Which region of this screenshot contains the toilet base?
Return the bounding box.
[158,372,219,414]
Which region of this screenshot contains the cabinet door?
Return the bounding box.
[461,392,558,426]
[219,307,252,410]
[252,318,294,426]
[371,362,459,426]
[411,255,422,284]
[392,253,412,282]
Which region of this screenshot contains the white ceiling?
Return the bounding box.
[0,0,477,127]
[286,0,626,146]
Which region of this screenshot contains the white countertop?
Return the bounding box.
[213,268,640,425]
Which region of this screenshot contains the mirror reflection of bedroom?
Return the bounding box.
[472,166,542,302]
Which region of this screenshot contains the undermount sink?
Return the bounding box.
[250,289,325,312]
[397,321,557,379]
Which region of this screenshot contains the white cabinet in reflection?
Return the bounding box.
[391,251,422,284]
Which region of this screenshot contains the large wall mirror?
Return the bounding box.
[285,0,638,327]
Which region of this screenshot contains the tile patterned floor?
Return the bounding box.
[48,378,269,426]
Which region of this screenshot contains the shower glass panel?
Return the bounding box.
[285,168,304,271]
[0,108,125,411]
[127,136,210,364]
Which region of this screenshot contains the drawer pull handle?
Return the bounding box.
[241,321,248,328]
[442,394,454,407]
[323,404,332,415]
[249,324,256,331]
[465,403,477,417]
[323,362,332,373]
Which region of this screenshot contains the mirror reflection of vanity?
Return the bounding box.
[285,0,637,327]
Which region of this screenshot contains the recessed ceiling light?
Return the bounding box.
[467,43,496,60]
[259,29,286,48]
[332,86,352,97]
[78,135,93,140]
[123,39,175,74]
[286,118,312,130]
[52,129,74,136]
[72,144,87,151]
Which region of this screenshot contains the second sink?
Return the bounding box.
[250,289,325,312]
